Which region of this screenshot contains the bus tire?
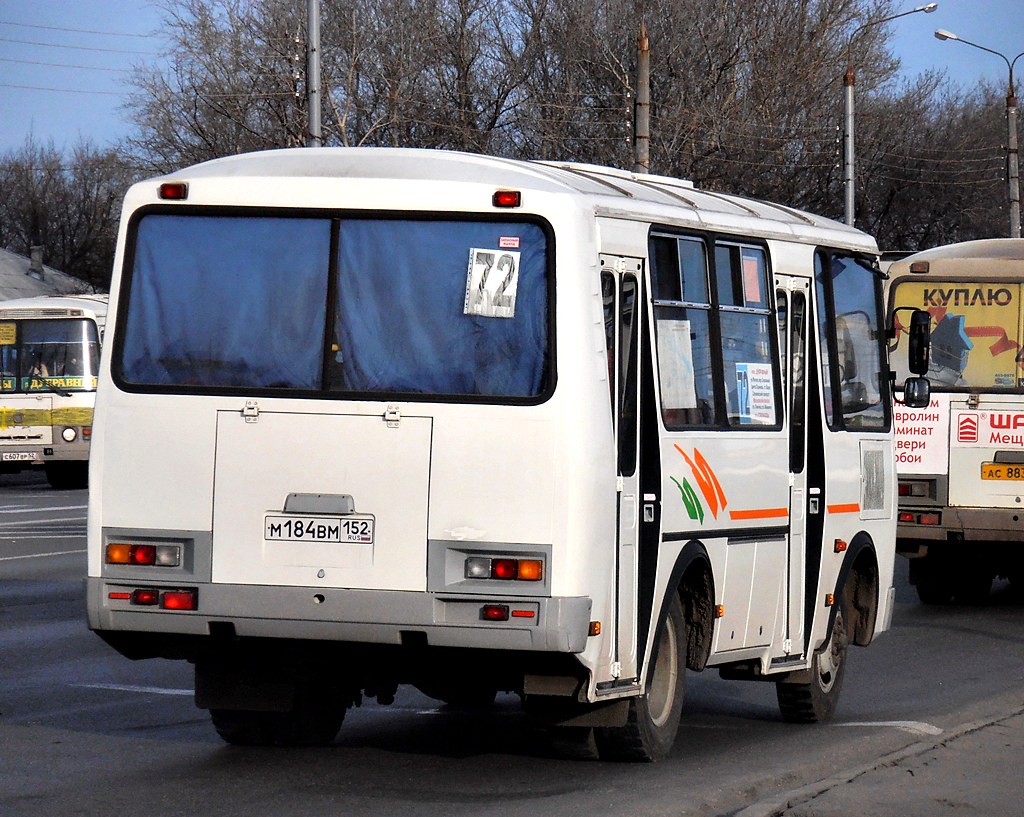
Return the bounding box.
[595,594,686,762]
[45,462,88,490]
[210,682,345,747]
[776,598,849,723]
[953,569,992,605]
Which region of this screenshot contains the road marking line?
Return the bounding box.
[0,548,86,561]
[0,504,87,514]
[0,516,87,527]
[75,683,193,697]
[0,534,85,541]
[841,720,943,736]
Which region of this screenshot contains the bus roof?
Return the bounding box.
[893,238,1024,265]
[0,294,109,320]
[137,148,877,253]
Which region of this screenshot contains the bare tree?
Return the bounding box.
[115,0,1012,247]
[0,137,134,289]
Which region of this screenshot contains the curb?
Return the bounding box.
[731,706,1024,817]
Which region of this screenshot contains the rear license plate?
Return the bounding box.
[264,513,375,544]
[980,462,1024,480]
[1,452,37,462]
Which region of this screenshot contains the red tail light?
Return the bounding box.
[161,590,198,611]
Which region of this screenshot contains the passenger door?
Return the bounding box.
[602,256,643,683]
[777,276,810,655]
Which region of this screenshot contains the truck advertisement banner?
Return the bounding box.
[890,280,1024,389]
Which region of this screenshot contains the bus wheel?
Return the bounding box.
[776,600,849,723]
[912,556,955,605]
[953,569,992,605]
[595,594,686,762]
[210,681,345,746]
[45,463,88,490]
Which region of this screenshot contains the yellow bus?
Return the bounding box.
[888,238,1024,603]
[0,294,107,488]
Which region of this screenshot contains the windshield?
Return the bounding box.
[117,212,552,401]
[0,318,100,393]
[889,279,1024,391]
[815,253,888,430]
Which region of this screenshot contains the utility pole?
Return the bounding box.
[1007,85,1020,238]
[634,22,650,174]
[306,0,322,147]
[935,30,1022,238]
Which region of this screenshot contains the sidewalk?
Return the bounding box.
[736,707,1024,817]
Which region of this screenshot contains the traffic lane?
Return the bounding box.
[3,576,1022,817]
[0,474,87,578]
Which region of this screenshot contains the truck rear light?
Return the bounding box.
[131,545,157,565]
[899,480,931,498]
[481,604,509,621]
[492,558,518,579]
[105,543,181,567]
[154,545,181,567]
[106,543,132,564]
[83,426,92,440]
[463,556,544,581]
[161,590,198,611]
[131,588,159,605]
[898,511,941,526]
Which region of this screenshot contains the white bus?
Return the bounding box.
[888,238,1024,603]
[1,294,107,489]
[87,148,927,760]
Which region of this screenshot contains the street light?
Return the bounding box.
[935,29,1024,238]
[844,3,938,227]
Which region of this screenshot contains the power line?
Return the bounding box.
[0,56,129,73]
[0,82,121,96]
[0,19,160,38]
[0,36,157,55]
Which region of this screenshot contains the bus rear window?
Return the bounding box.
[117,213,551,401]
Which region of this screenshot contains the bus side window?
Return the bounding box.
[650,235,716,428]
[716,244,778,428]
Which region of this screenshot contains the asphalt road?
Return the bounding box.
[2,470,1022,817]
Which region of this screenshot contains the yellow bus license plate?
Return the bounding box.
[980,463,1024,480]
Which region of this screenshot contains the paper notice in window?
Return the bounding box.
[464,248,520,319]
[735,362,775,424]
[742,255,762,305]
[657,320,698,409]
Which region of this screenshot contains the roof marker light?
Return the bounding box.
[492,190,521,208]
[159,181,188,200]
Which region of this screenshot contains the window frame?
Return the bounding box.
[111,205,558,406]
[814,248,891,433]
[649,228,783,432]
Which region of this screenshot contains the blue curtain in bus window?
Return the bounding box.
[121,215,330,389]
[330,220,548,398]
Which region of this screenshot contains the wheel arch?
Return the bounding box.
[833,532,879,648]
[660,539,716,672]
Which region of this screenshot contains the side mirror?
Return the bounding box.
[902,376,930,408]
[908,309,930,375]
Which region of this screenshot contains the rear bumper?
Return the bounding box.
[897,504,1024,549]
[87,578,592,654]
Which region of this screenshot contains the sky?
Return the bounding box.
[0,0,1022,155]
